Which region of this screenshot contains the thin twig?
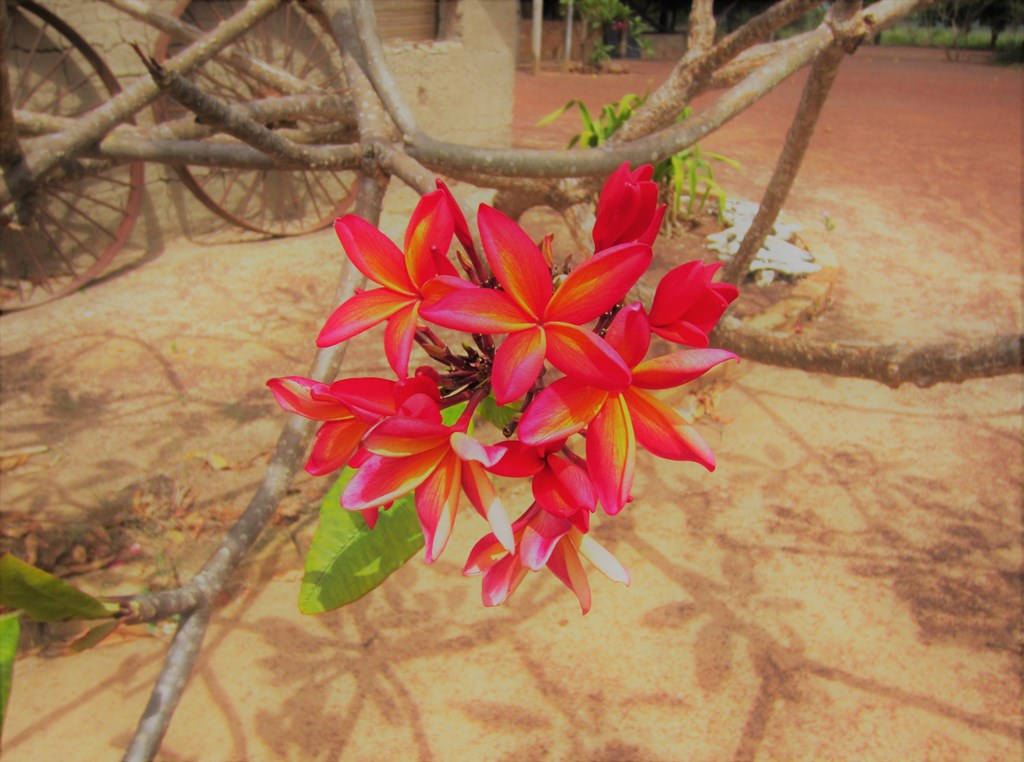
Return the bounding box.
[134,48,360,170]
[721,1,863,285]
[612,0,823,143]
[101,0,323,97]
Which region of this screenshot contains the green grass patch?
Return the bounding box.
[879,25,1024,51]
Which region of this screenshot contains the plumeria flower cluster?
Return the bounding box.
[268,163,739,613]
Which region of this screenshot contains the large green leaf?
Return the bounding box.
[298,473,424,615]
[0,554,115,622]
[0,612,18,743]
[298,403,467,615]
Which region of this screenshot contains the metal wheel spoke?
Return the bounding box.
[2,1,144,310]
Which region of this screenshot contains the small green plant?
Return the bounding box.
[539,98,740,228]
[653,107,740,227]
[560,0,650,66]
[537,92,644,148]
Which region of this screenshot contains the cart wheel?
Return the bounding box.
[0,0,144,311]
[153,0,357,237]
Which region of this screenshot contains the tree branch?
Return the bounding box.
[613,0,822,143]
[407,28,829,178]
[123,0,395,629]
[122,604,212,762]
[135,49,361,170]
[714,319,1023,388]
[721,1,863,284]
[101,0,325,97]
[687,0,717,55]
[348,0,419,137]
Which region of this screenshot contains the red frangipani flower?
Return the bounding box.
[463,503,629,614]
[649,261,739,347]
[317,189,457,377]
[341,392,514,563]
[518,303,737,514]
[421,204,652,404]
[269,164,739,615]
[592,162,666,251]
[266,375,398,476]
[487,440,595,529]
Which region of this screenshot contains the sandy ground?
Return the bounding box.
[1,48,1022,761]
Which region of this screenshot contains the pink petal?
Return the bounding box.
[342,447,447,509]
[650,320,711,347]
[518,377,608,446]
[586,394,636,515]
[461,461,514,552]
[360,507,380,530]
[396,392,443,423]
[334,216,415,294]
[602,302,651,369]
[404,190,455,290]
[637,203,666,247]
[478,205,551,320]
[532,454,596,518]
[436,180,478,262]
[545,539,592,614]
[364,415,450,456]
[623,387,715,470]
[648,261,706,325]
[419,286,533,334]
[576,530,630,585]
[592,163,631,247]
[486,441,545,478]
[480,554,529,607]
[317,289,414,347]
[327,377,397,421]
[686,288,737,334]
[544,243,652,325]
[519,509,573,571]
[449,431,506,467]
[545,323,632,391]
[491,326,546,405]
[267,377,351,421]
[383,302,420,379]
[306,419,369,475]
[631,348,738,390]
[415,451,462,563]
[463,531,509,575]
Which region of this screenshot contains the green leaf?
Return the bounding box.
[0,612,18,743]
[536,99,580,127]
[577,102,596,136]
[298,471,424,614]
[0,554,115,622]
[476,394,521,431]
[298,402,468,615]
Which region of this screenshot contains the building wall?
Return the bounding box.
[517,18,684,63]
[22,1,516,249]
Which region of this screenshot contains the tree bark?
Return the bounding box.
[714,319,1023,388]
[101,0,323,97]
